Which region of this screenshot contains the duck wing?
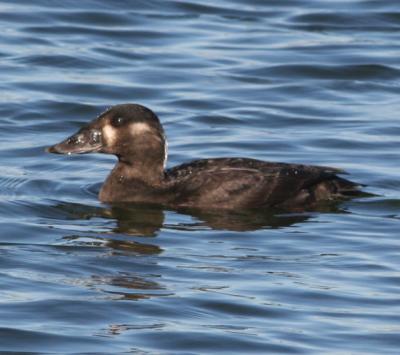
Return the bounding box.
[166,158,354,209]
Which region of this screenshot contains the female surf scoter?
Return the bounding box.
[47,103,361,210]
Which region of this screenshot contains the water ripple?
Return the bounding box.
[0,0,399,353]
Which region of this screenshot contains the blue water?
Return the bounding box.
[0,0,399,353]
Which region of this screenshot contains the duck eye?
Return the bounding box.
[113,116,125,127]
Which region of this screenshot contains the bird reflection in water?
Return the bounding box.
[88,274,172,301]
[53,200,333,238]
[55,200,347,301]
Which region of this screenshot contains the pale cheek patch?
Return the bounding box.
[129,122,152,135]
[102,124,117,146]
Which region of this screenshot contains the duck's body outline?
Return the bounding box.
[48,103,362,210]
[99,157,356,209]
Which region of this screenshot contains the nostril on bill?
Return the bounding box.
[67,134,84,145]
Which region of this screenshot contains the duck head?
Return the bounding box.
[47,104,168,177]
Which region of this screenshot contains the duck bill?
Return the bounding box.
[46,127,103,155]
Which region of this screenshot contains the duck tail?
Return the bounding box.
[333,176,364,196]
[316,176,366,200]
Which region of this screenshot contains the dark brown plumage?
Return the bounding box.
[47,103,362,210]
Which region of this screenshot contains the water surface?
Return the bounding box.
[0,0,399,353]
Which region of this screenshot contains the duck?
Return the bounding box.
[47,103,362,210]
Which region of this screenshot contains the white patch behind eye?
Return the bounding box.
[129,122,152,135]
[103,124,117,145]
[163,133,168,169]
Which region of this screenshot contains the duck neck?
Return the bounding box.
[115,158,165,185]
